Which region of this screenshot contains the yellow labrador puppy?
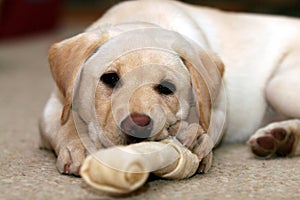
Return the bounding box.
[39,0,300,176]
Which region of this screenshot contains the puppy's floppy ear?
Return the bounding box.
[49,32,109,124]
[182,50,224,132]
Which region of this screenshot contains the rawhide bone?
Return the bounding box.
[80,138,199,194]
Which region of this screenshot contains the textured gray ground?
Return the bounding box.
[1,28,300,200]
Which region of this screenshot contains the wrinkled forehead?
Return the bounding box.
[106,49,189,76]
[82,26,202,78]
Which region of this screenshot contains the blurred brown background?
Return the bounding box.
[0,0,299,39]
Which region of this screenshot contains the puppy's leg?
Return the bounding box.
[39,90,86,176]
[39,90,63,150]
[248,51,300,158]
[265,52,300,119]
[175,122,214,173]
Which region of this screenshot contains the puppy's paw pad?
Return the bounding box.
[276,133,295,156]
[248,127,295,158]
[269,128,287,141]
[197,152,213,174]
[63,163,70,174]
[256,136,275,150]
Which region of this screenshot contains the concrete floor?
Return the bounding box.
[1,28,300,200]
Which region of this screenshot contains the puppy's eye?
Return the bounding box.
[100,72,120,88]
[155,80,176,95]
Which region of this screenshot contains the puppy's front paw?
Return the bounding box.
[192,134,213,173]
[56,141,87,176]
[248,127,295,158]
[176,123,213,173]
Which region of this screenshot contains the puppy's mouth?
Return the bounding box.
[122,127,153,144]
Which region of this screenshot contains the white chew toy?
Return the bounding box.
[80,138,199,194]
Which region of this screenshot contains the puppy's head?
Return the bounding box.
[95,49,192,145]
[48,26,224,148]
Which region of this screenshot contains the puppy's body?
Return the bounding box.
[40,0,300,175]
[89,0,300,142]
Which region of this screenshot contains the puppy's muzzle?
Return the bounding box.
[120,113,153,144]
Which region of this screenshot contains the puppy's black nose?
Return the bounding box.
[120,113,153,144]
